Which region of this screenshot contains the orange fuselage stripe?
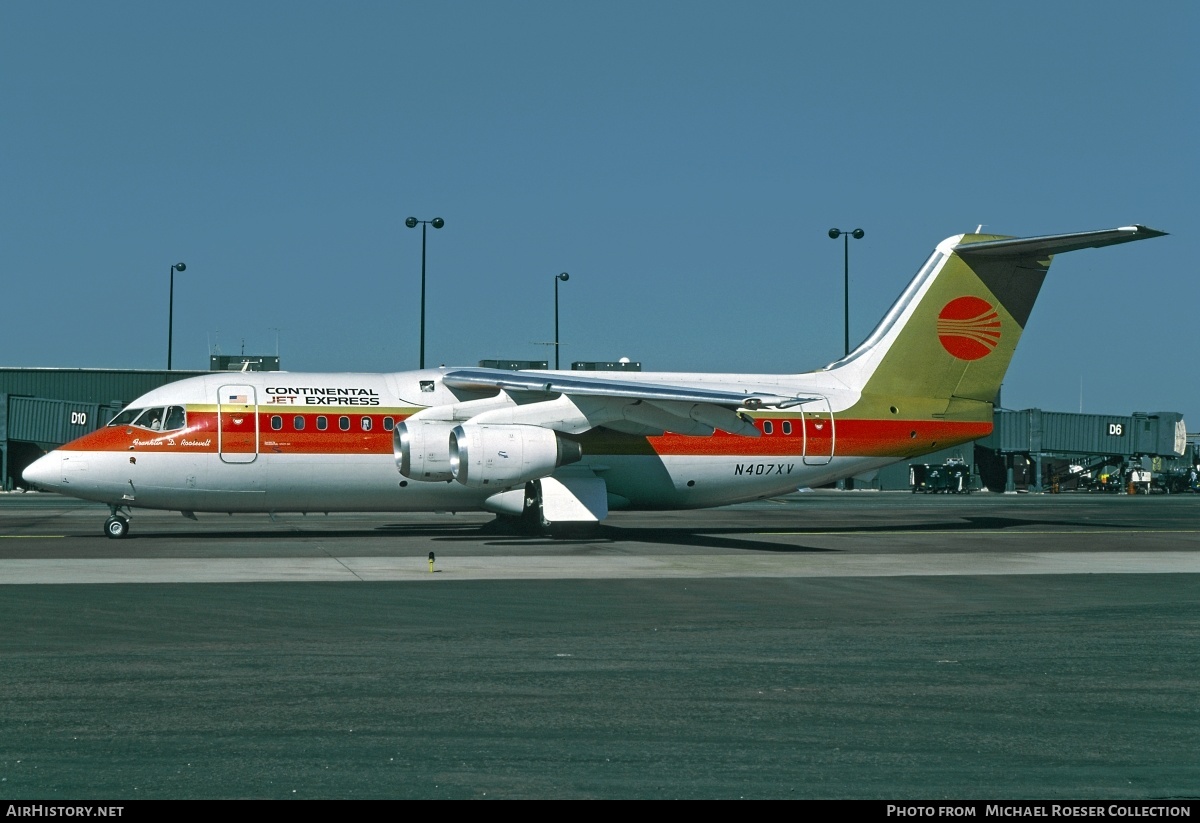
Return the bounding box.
[62,410,991,459]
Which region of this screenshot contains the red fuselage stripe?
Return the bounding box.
[61,410,991,459]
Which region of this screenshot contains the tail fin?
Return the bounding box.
[830,225,1166,422]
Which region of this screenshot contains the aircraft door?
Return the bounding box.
[801,396,835,466]
[217,384,259,464]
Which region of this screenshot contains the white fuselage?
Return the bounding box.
[26,368,895,515]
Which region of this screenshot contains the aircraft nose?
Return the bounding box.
[22,452,61,491]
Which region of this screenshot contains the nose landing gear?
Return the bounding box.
[104,507,131,539]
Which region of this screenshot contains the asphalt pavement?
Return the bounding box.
[1,491,1197,799]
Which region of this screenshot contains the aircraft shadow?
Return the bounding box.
[427,523,840,553]
[110,514,1129,554]
[435,513,1132,554]
[762,514,1131,535]
[119,524,478,541]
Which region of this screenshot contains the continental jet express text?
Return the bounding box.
[266,388,380,406]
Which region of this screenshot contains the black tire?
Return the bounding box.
[104,515,129,539]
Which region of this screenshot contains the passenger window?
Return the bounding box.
[317,416,328,431]
[339,416,350,431]
[383,417,394,431]
[361,417,373,431]
[763,420,773,435]
[271,416,282,431]
[294,416,305,431]
[783,420,792,436]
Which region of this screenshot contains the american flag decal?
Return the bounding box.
[228,394,248,404]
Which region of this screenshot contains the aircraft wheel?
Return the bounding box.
[104,515,130,539]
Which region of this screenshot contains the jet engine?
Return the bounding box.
[449,423,582,488]
[394,420,457,481]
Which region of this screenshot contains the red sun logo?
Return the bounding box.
[937,296,1001,361]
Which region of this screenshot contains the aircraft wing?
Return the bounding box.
[439,367,820,438]
[442,367,812,409]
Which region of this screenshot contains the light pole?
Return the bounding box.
[554,272,569,369]
[167,262,186,370]
[405,216,445,369]
[828,228,864,356]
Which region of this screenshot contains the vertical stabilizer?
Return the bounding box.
[828,226,1166,424]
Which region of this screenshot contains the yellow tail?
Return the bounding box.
[829,226,1166,425]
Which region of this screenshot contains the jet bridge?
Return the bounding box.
[976,409,1187,492]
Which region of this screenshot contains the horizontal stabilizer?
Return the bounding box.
[955,225,1167,259]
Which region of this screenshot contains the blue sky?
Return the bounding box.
[3,1,1196,424]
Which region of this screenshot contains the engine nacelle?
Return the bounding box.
[449,423,582,488]
[394,420,457,481]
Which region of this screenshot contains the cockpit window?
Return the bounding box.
[133,408,165,430]
[122,406,187,432]
[163,406,186,430]
[109,408,143,427]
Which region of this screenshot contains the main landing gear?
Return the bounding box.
[104,506,131,539]
[482,480,600,538]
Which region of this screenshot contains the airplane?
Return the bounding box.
[23,225,1166,538]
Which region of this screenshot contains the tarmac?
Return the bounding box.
[1,490,1197,799]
